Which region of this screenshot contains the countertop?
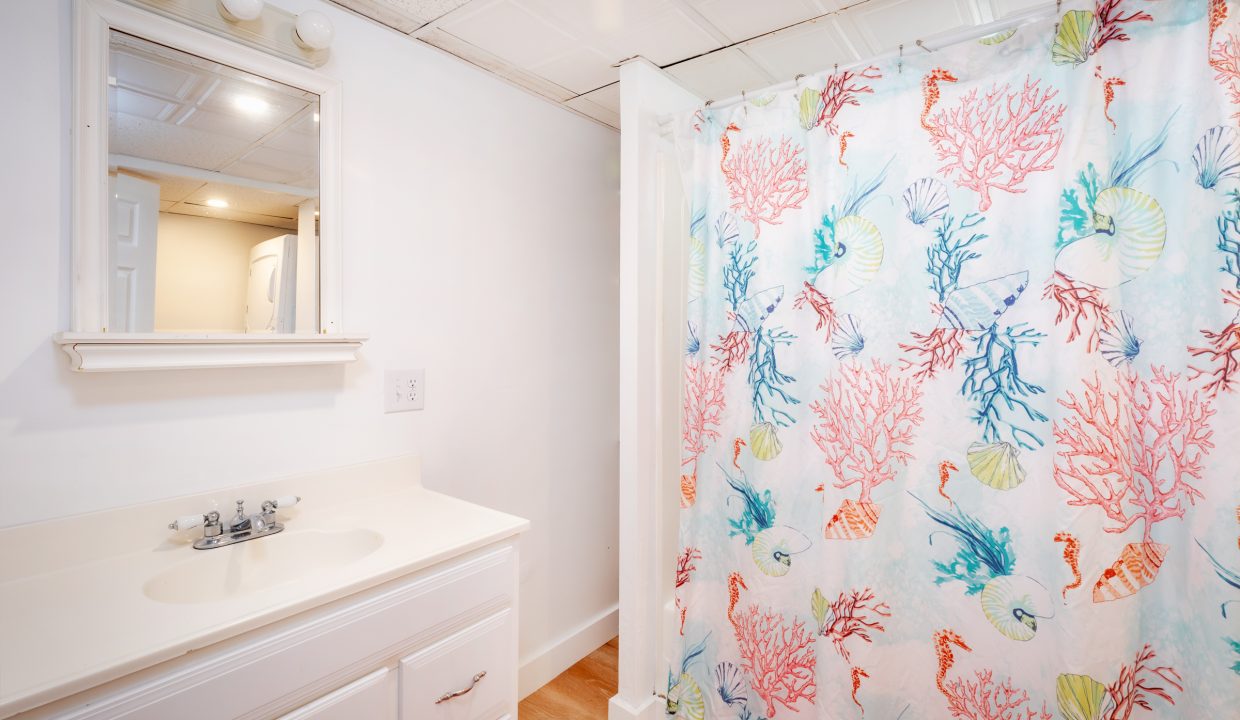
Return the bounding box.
[0,456,528,718]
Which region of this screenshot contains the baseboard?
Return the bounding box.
[607,694,663,720]
[518,603,619,699]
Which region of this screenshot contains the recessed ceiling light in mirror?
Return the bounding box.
[233,94,270,115]
[206,198,229,208]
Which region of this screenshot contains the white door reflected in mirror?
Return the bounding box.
[108,173,159,333]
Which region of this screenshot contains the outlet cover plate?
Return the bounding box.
[384,369,425,413]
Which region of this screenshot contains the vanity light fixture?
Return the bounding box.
[293,11,334,52]
[217,0,264,23]
[206,198,229,208]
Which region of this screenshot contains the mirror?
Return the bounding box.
[107,30,319,334]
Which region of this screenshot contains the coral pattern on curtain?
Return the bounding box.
[669,2,1240,718]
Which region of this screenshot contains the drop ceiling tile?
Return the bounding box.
[330,0,475,32]
[418,28,577,102]
[110,49,195,98]
[743,19,857,79]
[184,183,303,218]
[439,0,578,68]
[114,88,178,121]
[992,0,1053,17]
[608,7,721,66]
[666,47,769,102]
[564,95,620,128]
[687,0,822,43]
[580,82,621,113]
[530,47,618,95]
[849,0,973,53]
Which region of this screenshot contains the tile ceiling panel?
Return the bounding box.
[688,0,823,43]
[530,46,618,95]
[743,19,858,80]
[580,82,621,113]
[439,1,578,67]
[849,0,973,53]
[666,47,771,103]
[993,0,1052,17]
[564,94,621,127]
[331,0,475,31]
[330,0,1058,130]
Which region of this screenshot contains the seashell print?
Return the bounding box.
[980,574,1053,641]
[1056,673,1109,720]
[1193,125,1240,190]
[966,441,1027,490]
[1099,310,1141,366]
[714,662,748,708]
[939,272,1030,332]
[1054,186,1166,289]
[811,215,884,298]
[979,27,1017,45]
[903,177,951,225]
[714,212,739,248]
[735,286,784,332]
[798,87,822,131]
[751,525,810,577]
[1051,10,1095,66]
[687,235,706,301]
[831,314,865,360]
[1093,542,1168,602]
[666,673,705,720]
[824,499,882,540]
[749,421,783,461]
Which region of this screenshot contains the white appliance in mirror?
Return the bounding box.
[57,0,364,372]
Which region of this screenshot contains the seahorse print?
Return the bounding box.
[938,460,958,507]
[1054,531,1082,601]
[921,68,959,131]
[933,629,971,699]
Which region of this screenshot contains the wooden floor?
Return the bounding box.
[518,637,619,719]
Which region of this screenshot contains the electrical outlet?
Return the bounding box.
[384,369,425,413]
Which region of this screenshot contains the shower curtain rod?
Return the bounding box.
[655,1,1060,132]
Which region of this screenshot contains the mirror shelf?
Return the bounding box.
[67,0,360,372]
[55,332,367,372]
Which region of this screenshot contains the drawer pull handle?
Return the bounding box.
[435,671,487,704]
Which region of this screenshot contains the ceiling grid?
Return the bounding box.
[328,0,1055,129]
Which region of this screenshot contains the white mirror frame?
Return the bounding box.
[56,0,365,372]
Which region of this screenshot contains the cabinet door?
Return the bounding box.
[399,610,515,720]
[277,667,397,720]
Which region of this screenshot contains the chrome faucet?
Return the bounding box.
[170,496,300,550]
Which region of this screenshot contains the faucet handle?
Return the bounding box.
[169,514,204,531]
[272,495,300,509]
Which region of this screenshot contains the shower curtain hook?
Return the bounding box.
[833,63,839,75]
[898,43,904,74]
[1054,0,1062,34]
[741,90,748,117]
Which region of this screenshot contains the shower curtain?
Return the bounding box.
[669,2,1239,718]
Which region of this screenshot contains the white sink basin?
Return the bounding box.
[144,529,384,604]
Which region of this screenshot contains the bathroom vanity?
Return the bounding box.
[0,457,528,719]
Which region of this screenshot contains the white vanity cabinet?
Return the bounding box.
[10,540,521,720]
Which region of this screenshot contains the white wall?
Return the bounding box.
[154,211,286,332]
[0,0,619,693]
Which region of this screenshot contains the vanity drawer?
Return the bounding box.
[276,667,396,720]
[399,610,515,720]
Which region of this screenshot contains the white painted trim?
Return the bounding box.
[69,0,353,362]
[517,604,618,700]
[614,58,702,717]
[54,332,367,372]
[608,694,663,720]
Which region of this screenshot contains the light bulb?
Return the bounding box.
[217,0,264,22]
[294,11,334,51]
[206,198,229,208]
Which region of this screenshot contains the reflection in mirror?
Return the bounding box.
[107,30,319,334]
